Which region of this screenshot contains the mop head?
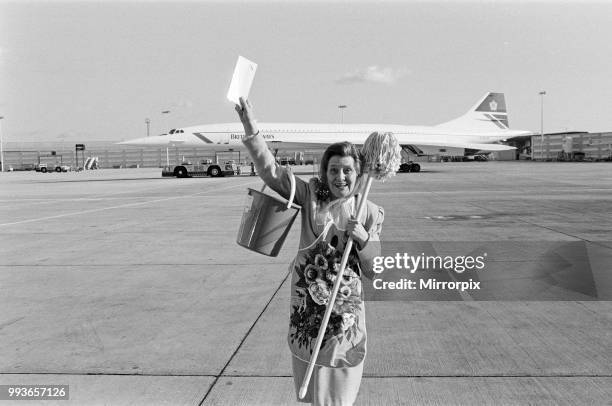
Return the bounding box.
[361,132,402,181]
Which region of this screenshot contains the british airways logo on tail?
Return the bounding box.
[475,93,506,113]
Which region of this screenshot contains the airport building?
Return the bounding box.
[530,131,612,161]
[484,131,612,162]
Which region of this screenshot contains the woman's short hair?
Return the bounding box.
[319,141,362,185]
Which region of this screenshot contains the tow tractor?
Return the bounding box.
[35,153,71,172]
[35,163,71,173]
[162,158,238,178]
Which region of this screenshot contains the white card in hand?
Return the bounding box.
[226,56,257,105]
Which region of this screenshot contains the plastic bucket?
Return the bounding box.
[237,173,300,257]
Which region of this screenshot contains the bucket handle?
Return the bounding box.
[260,170,296,209]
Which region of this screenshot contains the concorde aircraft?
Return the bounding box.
[118,93,531,156]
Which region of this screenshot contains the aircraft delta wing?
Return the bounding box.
[118,93,532,154]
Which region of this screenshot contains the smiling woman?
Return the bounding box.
[320,143,361,200]
[235,98,385,405]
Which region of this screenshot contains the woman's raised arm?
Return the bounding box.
[235,98,307,204]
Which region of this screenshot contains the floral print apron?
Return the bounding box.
[288,197,367,368]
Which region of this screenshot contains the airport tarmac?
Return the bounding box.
[0,161,611,405]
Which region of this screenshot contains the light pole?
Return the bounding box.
[162,110,171,166]
[338,105,347,124]
[0,116,4,172]
[539,91,546,160]
[145,118,150,137]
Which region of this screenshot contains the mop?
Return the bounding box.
[299,131,402,398]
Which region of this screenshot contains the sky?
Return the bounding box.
[1,0,612,144]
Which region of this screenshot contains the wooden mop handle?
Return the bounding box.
[299,175,373,399]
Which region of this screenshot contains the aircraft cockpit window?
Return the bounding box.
[169,129,176,134]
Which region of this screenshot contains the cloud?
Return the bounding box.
[336,66,410,85]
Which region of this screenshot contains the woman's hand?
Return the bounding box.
[235,97,259,137]
[346,216,369,249]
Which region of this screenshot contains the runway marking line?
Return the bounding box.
[0,181,254,227]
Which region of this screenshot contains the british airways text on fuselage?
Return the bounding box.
[230,133,275,141]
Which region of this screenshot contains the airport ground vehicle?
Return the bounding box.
[162,159,238,178]
[398,161,421,173]
[35,163,71,173]
[440,154,488,162]
[465,154,489,161]
[278,157,297,165]
[35,152,71,172]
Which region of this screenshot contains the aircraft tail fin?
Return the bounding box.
[435,92,510,131]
